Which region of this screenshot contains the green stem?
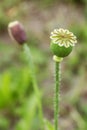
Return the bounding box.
[23,43,44,129]
[54,62,60,130]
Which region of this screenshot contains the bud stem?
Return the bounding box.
[23,43,44,129]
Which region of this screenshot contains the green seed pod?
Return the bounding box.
[50,28,77,58]
[50,41,73,57]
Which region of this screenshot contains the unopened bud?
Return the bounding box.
[8,21,27,45]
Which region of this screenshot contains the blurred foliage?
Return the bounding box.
[0,66,34,129]
[0,0,24,31]
[0,40,48,129]
[65,24,87,76]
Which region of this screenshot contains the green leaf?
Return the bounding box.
[15,94,38,130]
[44,119,54,130]
[0,72,12,107]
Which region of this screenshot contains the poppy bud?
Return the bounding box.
[50,28,77,58]
[8,21,27,45]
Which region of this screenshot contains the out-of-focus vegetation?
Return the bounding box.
[0,0,87,130]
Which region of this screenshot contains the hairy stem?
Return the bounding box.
[54,62,60,130]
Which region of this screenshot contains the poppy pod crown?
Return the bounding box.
[50,28,77,57]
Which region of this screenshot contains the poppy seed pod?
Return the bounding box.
[8,21,27,45]
[50,28,77,57]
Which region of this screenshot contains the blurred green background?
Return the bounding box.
[0,0,87,130]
